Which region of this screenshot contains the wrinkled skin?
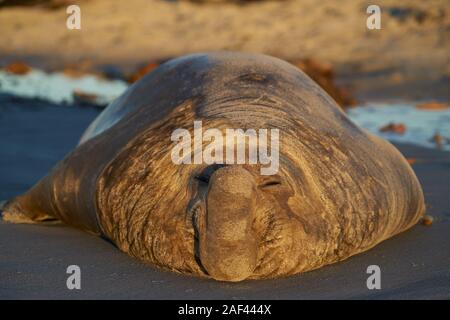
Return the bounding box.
[2,52,425,281]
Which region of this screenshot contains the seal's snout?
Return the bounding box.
[198,166,259,282]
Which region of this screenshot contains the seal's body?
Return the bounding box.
[3,52,425,281]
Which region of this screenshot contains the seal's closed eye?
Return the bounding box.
[260,180,281,187]
[258,175,282,189]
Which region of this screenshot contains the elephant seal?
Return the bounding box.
[2,52,425,282]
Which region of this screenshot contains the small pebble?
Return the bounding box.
[416,101,449,111]
[4,62,31,75]
[421,215,433,226]
[379,122,406,135]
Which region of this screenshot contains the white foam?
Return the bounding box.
[348,103,450,151]
[0,69,128,105]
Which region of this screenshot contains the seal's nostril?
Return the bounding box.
[195,164,228,184]
[195,175,209,184]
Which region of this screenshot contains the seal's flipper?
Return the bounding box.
[1,142,103,234]
[1,185,59,224]
[1,201,57,224]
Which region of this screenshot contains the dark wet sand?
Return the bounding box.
[0,94,449,299]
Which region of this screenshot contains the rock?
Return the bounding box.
[293,58,356,108]
[4,62,31,75]
[416,101,449,111]
[379,122,407,135]
[128,62,160,83]
[421,215,433,226]
[429,133,449,149]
